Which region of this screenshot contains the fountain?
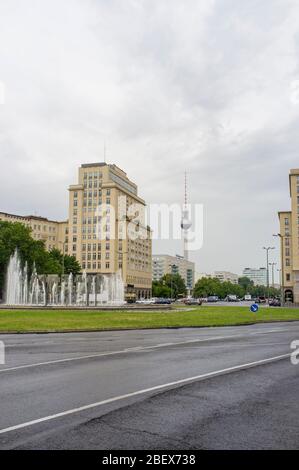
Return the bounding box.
[4,250,125,307]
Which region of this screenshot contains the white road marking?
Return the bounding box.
[0,328,294,373]
[0,352,290,435]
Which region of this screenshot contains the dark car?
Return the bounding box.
[269,298,281,307]
[255,296,266,304]
[154,298,171,305]
[207,295,218,302]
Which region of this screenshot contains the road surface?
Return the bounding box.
[0,321,298,449]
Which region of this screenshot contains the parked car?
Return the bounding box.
[255,296,266,304]
[225,294,238,302]
[244,294,252,301]
[184,298,202,305]
[154,298,171,305]
[207,295,218,302]
[269,298,281,307]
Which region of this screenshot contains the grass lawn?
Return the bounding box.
[0,306,299,332]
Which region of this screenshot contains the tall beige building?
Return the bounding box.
[68,163,152,299]
[0,162,152,300]
[278,168,299,303]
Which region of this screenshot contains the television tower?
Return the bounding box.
[180,171,192,260]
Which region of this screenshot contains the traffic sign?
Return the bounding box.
[250,304,259,313]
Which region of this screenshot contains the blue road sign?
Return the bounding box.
[250,304,259,313]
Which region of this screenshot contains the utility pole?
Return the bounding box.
[269,262,277,288]
[263,246,275,304]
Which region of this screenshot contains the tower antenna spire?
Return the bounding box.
[181,170,191,261]
[184,170,187,206]
[104,140,106,163]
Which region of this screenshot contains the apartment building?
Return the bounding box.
[0,212,67,251]
[152,254,195,291]
[277,168,299,303]
[68,163,152,299]
[214,271,239,284]
[1,162,152,299]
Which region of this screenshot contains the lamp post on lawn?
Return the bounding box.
[263,246,275,304]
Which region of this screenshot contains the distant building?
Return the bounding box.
[242,267,267,286]
[0,212,67,252]
[194,272,212,283]
[152,254,195,290]
[214,271,239,284]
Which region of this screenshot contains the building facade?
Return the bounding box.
[0,212,67,251]
[152,254,195,291]
[0,162,152,300]
[278,168,299,303]
[214,271,239,284]
[242,267,267,286]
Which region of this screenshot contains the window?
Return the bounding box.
[285,248,290,257]
[286,273,291,281]
[285,218,289,225]
[286,258,291,266]
[106,262,110,269]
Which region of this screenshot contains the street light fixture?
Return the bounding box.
[263,246,275,303]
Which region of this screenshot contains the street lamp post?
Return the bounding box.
[58,241,66,277]
[269,262,277,288]
[263,246,275,304]
[273,233,286,305]
[277,268,282,293]
[168,264,177,300]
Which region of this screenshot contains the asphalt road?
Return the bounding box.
[0,321,298,449]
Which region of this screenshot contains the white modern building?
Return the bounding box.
[242,267,267,286]
[152,254,195,290]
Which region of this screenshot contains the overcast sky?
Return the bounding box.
[1,0,299,281]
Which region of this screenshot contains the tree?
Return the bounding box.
[48,248,81,276]
[238,276,254,291]
[193,277,222,298]
[152,273,187,298]
[152,281,171,298]
[161,273,187,298]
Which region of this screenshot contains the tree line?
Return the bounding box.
[152,274,281,299]
[193,276,281,299]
